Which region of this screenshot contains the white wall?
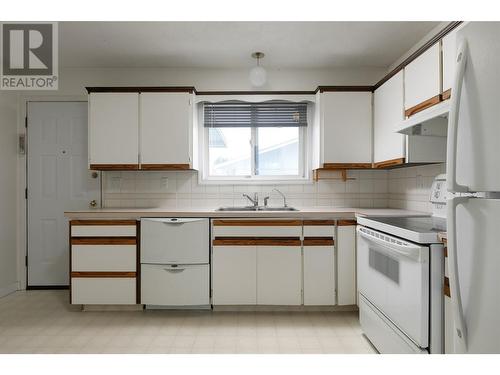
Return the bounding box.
[0,92,19,297]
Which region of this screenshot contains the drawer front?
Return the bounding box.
[71,277,136,304]
[141,218,209,264]
[213,225,302,237]
[303,225,335,237]
[71,225,136,237]
[72,245,136,272]
[141,264,209,306]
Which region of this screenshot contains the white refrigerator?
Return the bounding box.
[447,22,500,353]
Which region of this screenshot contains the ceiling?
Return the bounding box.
[59,22,441,69]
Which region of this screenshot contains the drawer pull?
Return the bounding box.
[164,267,185,273]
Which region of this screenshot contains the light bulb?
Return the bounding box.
[249,65,267,87]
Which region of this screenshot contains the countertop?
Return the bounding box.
[64,207,428,220]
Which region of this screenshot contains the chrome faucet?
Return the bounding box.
[242,193,259,207]
[272,188,287,207]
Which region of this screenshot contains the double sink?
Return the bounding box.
[216,206,299,212]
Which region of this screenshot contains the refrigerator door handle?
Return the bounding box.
[447,39,470,193]
[447,196,469,353]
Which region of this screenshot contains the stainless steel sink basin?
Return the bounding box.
[216,206,299,212]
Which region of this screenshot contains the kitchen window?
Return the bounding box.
[201,101,309,182]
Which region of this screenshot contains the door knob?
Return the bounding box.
[91,171,99,179]
[89,200,97,208]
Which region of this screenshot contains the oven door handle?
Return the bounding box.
[357,227,425,262]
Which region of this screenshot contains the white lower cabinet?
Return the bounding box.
[71,278,136,305]
[212,246,257,305]
[303,246,336,305]
[337,224,357,305]
[141,264,209,306]
[256,246,302,305]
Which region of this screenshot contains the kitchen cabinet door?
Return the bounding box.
[321,91,372,165]
[404,43,441,116]
[257,246,302,305]
[212,246,257,305]
[140,92,193,169]
[303,245,336,305]
[337,224,357,305]
[373,71,406,164]
[88,93,139,168]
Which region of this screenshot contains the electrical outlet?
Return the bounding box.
[110,177,122,191]
[416,175,424,189]
[161,177,169,190]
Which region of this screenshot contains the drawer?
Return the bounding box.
[141,218,209,264]
[303,225,335,237]
[72,245,136,272]
[212,219,302,237]
[71,277,136,304]
[71,225,136,237]
[141,264,209,306]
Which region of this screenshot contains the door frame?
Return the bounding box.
[18,95,89,290]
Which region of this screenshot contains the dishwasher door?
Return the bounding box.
[141,218,209,264]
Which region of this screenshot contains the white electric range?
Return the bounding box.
[356,174,447,354]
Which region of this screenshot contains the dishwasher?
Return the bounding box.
[140,218,210,308]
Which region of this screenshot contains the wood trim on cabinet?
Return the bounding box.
[71,271,137,278]
[373,158,405,169]
[404,95,441,118]
[303,237,335,246]
[136,221,141,304]
[89,164,139,171]
[212,219,302,227]
[213,237,301,246]
[373,22,463,90]
[444,247,448,258]
[442,89,451,101]
[71,237,137,245]
[315,86,374,93]
[337,220,357,226]
[71,220,137,226]
[140,163,191,171]
[69,221,72,303]
[322,163,373,170]
[86,86,196,93]
[444,276,451,297]
[303,220,336,226]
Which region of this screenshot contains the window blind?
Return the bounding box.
[203,101,308,128]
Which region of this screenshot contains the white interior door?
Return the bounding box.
[27,102,100,286]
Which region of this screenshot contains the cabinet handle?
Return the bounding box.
[164,267,185,273]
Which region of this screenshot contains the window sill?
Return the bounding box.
[198,177,313,186]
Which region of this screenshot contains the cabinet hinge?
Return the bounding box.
[25,117,28,128]
[25,188,28,199]
[25,255,28,267]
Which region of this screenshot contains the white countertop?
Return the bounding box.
[64,207,428,220]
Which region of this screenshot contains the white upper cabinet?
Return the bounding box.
[442,32,457,96]
[373,71,406,164]
[89,93,139,167]
[140,92,193,167]
[319,91,372,165]
[404,43,441,115]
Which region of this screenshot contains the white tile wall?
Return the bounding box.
[387,163,446,213]
[102,169,390,209]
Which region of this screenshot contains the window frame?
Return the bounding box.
[198,99,313,185]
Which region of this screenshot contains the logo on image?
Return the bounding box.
[1,22,58,90]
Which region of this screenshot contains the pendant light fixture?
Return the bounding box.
[249,52,267,87]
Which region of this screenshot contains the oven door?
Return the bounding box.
[357,225,430,348]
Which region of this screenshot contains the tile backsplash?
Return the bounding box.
[387,163,446,213]
[102,169,390,209]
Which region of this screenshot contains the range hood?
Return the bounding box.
[397,100,449,136]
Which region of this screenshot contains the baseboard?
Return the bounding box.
[82,304,144,312]
[212,305,359,312]
[26,285,69,290]
[0,282,18,298]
